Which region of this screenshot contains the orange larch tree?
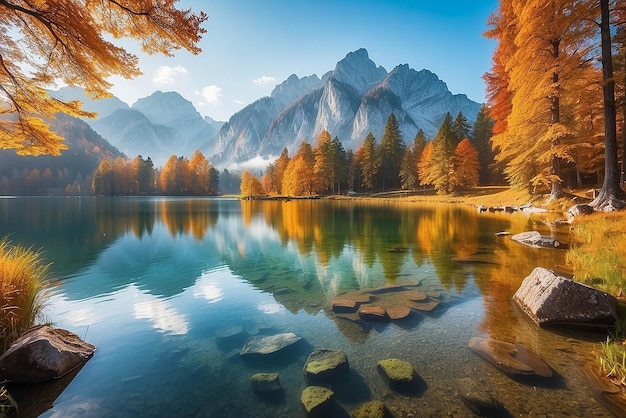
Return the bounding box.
[452,138,480,190]
[486,0,596,198]
[0,0,207,156]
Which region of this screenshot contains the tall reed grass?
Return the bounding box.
[0,236,49,353]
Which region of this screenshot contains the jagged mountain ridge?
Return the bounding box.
[51,87,224,167]
[51,48,481,169]
[213,48,482,165]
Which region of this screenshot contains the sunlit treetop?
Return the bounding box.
[0,0,208,156]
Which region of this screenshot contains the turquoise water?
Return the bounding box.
[0,197,613,417]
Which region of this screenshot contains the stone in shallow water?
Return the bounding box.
[511,231,562,248]
[303,349,349,385]
[351,400,392,418]
[301,386,334,418]
[468,337,552,378]
[358,306,387,321]
[408,299,440,312]
[332,298,358,313]
[250,372,282,396]
[240,333,301,357]
[455,377,503,417]
[399,290,427,302]
[377,358,416,391]
[385,305,411,320]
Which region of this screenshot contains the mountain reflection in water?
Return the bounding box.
[0,197,612,417]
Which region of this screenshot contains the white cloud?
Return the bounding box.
[134,298,189,335]
[233,99,244,105]
[195,85,222,104]
[153,65,188,85]
[253,75,276,86]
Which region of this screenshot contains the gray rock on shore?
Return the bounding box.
[513,267,617,328]
[0,325,96,383]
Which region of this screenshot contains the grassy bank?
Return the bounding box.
[568,212,626,387]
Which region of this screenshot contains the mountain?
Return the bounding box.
[90,91,223,165]
[51,86,130,119]
[212,48,482,166]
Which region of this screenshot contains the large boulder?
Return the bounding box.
[511,231,563,249]
[0,325,96,383]
[303,349,349,385]
[240,332,301,358]
[513,267,617,328]
[468,337,552,378]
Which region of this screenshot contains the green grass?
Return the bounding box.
[0,236,50,353]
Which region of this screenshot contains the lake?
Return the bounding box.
[0,197,613,417]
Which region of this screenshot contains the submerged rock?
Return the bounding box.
[511,231,563,249]
[0,325,96,383]
[513,267,617,328]
[240,332,301,357]
[351,400,393,418]
[301,386,334,418]
[250,372,282,396]
[332,298,358,313]
[455,377,503,417]
[377,358,416,391]
[358,306,388,321]
[468,337,552,378]
[303,349,349,385]
[386,305,411,320]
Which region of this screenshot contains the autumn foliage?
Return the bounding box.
[0,1,207,156]
[243,111,491,198]
[484,0,625,203]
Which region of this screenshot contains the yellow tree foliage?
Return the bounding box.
[417,141,434,187]
[0,1,207,156]
[485,0,597,195]
[240,170,263,198]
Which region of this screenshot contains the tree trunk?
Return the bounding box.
[591,0,626,209]
[549,41,563,201]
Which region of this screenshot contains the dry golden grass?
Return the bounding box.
[0,236,49,352]
[567,211,626,297]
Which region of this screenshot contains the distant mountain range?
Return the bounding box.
[51,87,223,167]
[53,48,481,168]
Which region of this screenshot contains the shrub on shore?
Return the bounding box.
[0,236,49,353]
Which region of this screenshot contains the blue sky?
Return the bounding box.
[108,1,499,122]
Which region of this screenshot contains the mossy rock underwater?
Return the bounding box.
[301,386,334,418]
[377,358,418,393]
[303,349,349,385]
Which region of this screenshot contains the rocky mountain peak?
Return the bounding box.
[270,74,322,107]
[330,48,387,93]
[132,91,202,126]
